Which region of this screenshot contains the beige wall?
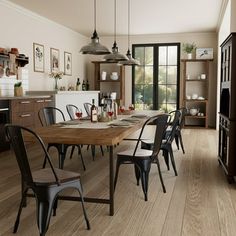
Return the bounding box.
[87,32,218,127]
[0,1,89,91]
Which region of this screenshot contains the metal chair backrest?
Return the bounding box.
[38,107,65,126]
[66,104,78,120]
[83,103,92,117]
[165,110,181,143]
[133,114,169,160]
[5,124,59,187]
[179,107,187,129]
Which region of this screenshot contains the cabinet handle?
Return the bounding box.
[20,114,31,117]
[36,100,44,103]
[44,99,52,102]
[20,101,30,104]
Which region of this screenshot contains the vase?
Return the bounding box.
[187,53,192,59]
[54,78,59,91]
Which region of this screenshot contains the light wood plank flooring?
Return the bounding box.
[1,128,236,236]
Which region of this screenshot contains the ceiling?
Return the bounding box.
[8,0,224,37]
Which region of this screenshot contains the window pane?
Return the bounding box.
[167,85,177,103]
[158,66,167,84]
[135,47,145,65]
[168,46,177,65]
[167,66,177,84]
[145,47,153,65]
[135,85,144,104]
[145,66,153,84]
[143,84,153,106]
[158,85,167,104]
[159,46,167,65]
[134,67,144,84]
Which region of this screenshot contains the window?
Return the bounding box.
[132,43,180,112]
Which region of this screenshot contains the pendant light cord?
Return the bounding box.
[128,0,130,50]
[94,0,96,30]
[114,0,117,42]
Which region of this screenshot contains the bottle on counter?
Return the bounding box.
[82,80,86,91]
[91,99,98,122]
[86,80,89,91]
[76,78,81,91]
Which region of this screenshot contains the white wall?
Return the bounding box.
[87,32,218,127]
[0,0,89,92]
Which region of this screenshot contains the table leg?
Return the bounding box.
[109,145,114,216]
[58,144,68,169]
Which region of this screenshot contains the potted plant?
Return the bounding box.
[14,81,23,97]
[182,42,196,59]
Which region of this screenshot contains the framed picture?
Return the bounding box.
[33,43,44,72]
[196,48,213,59]
[50,48,59,72]
[64,52,72,75]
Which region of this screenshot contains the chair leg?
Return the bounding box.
[168,147,178,176]
[155,158,166,193]
[91,145,95,161]
[100,146,104,156]
[76,182,91,230]
[134,164,140,186]
[53,198,58,216]
[78,145,86,171]
[140,170,150,201]
[13,188,28,233]
[69,146,75,159]
[114,158,122,190]
[175,135,179,150]
[163,149,170,170]
[179,133,185,154]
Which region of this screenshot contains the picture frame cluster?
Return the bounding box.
[33,43,72,75]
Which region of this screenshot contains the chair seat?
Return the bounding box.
[32,168,80,186]
[117,149,153,158]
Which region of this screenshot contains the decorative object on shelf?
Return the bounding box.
[104,0,128,62]
[80,0,110,55]
[14,81,23,97]
[49,71,63,91]
[33,43,44,72]
[64,51,72,75]
[189,108,199,116]
[196,48,213,59]
[101,71,107,80]
[76,78,81,91]
[50,48,59,72]
[110,72,119,80]
[182,42,196,59]
[118,0,140,66]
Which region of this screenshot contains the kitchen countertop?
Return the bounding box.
[0,95,52,100]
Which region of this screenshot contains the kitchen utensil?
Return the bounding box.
[5,61,10,77]
[0,65,4,78]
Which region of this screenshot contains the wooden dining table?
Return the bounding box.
[30,112,162,215]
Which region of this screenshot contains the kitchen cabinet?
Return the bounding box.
[92,61,125,105]
[218,32,236,183]
[181,59,213,128]
[10,96,53,128]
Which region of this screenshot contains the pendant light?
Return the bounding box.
[103,0,128,61]
[118,0,140,66]
[80,0,110,55]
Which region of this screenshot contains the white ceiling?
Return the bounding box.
[8,0,224,37]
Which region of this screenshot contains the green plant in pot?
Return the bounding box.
[182,42,196,59]
[14,81,23,96]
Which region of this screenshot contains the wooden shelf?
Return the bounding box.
[185,115,206,119]
[181,59,213,62]
[184,99,208,102]
[185,79,207,82]
[98,80,121,83]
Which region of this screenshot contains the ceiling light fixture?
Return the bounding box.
[118,0,140,66]
[80,0,110,55]
[103,0,128,62]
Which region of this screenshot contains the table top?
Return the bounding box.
[31,111,163,146]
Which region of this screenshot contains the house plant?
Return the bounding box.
[49,71,64,90]
[182,42,196,59]
[14,81,23,96]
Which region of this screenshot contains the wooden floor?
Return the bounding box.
[1,128,236,236]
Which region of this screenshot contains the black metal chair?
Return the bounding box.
[38,106,86,170]
[83,103,104,160]
[141,110,181,177]
[114,114,169,201]
[5,124,90,236]
[174,107,187,154]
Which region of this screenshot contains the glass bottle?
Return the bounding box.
[91,99,98,122]
[86,80,89,91]
[82,80,86,91]
[76,78,81,91]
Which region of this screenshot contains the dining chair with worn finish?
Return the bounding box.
[83,103,104,160]
[38,106,86,170]
[141,110,181,176]
[114,114,169,201]
[5,124,90,236]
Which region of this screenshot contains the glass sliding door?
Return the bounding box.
[132,43,180,112]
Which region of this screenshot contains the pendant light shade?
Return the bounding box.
[104,0,128,61]
[118,0,140,65]
[80,0,110,55]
